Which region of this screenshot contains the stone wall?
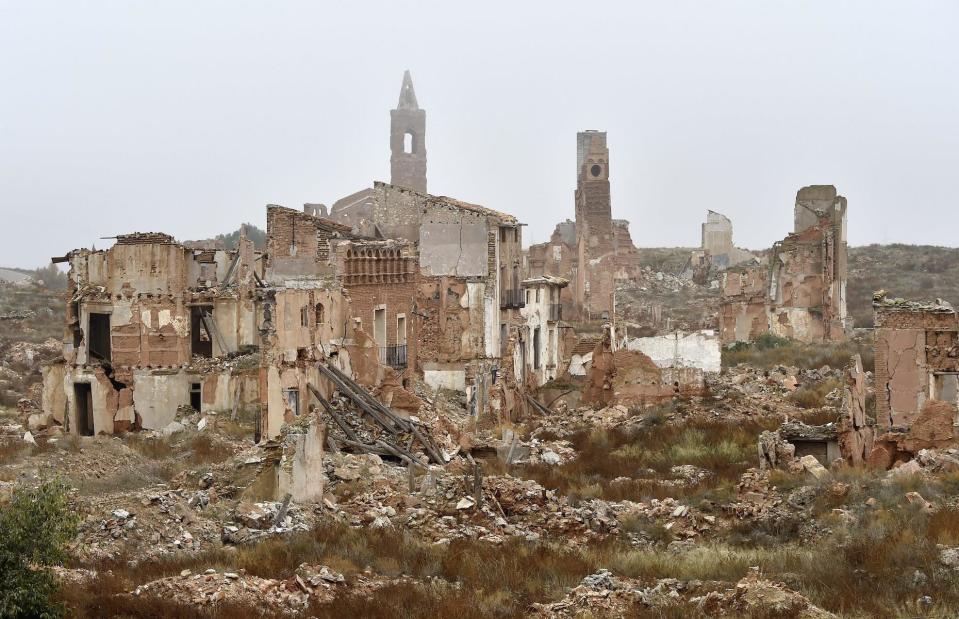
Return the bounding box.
[719,185,848,344]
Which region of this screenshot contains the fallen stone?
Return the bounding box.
[161,421,186,436]
[541,450,561,465]
[799,455,829,481]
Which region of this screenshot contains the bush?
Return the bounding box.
[0,480,79,618]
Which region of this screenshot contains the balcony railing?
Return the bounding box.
[379,344,408,368]
[501,289,526,309]
[548,303,562,321]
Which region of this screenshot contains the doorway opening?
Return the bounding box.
[74,383,94,436]
[190,383,202,411]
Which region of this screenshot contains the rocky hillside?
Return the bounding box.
[634,244,959,330]
[847,244,959,327]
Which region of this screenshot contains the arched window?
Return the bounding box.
[315,302,325,325]
[404,132,414,154]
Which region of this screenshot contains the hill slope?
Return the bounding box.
[847,244,959,327]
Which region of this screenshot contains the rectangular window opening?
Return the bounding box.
[88,312,111,362]
[284,388,300,417]
[191,307,213,358]
[533,327,541,369]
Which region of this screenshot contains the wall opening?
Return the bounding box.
[88,312,111,361]
[74,382,94,436]
[71,301,82,349]
[404,132,414,154]
[315,302,325,325]
[373,307,387,347]
[284,388,300,417]
[300,305,309,328]
[191,307,213,358]
[933,373,959,424]
[533,327,541,369]
[190,383,202,411]
[397,314,407,346]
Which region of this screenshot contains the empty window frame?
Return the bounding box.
[88,312,111,361]
[373,307,387,347]
[396,314,407,346]
[284,388,300,417]
[932,373,959,424]
[533,327,541,369]
[190,307,213,358]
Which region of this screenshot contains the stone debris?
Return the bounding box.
[532,568,837,618]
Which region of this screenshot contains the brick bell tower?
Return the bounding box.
[573,130,615,318]
[575,130,613,246]
[389,70,427,193]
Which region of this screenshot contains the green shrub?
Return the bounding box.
[0,480,79,619]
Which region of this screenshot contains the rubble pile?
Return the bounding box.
[532,568,837,618]
[130,565,364,614]
[76,487,234,561]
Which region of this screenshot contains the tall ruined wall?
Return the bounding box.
[874,302,958,431]
[570,132,640,319]
[71,240,188,297]
[702,211,733,256]
[266,205,350,281]
[718,186,848,344]
[329,239,419,374]
[527,223,578,318]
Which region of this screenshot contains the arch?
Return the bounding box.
[315,302,325,325]
[404,132,414,154]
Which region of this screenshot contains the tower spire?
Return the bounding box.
[397,70,419,110]
[390,70,427,192]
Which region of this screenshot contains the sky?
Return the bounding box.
[1,1,957,268]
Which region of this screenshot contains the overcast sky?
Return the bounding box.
[1,1,957,268]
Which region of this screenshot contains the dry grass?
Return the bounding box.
[186,434,234,464]
[518,418,777,502]
[723,333,874,372]
[65,523,596,618]
[787,377,842,409]
[125,434,174,460]
[59,505,959,618]
[0,439,28,465]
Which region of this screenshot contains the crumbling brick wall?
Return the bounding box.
[874,297,958,430]
[266,205,352,280]
[719,185,848,344]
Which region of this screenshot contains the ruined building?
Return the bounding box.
[702,210,733,258]
[41,72,561,440]
[688,211,756,278]
[527,131,641,320]
[719,185,848,344]
[42,232,265,436]
[868,293,959,465]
